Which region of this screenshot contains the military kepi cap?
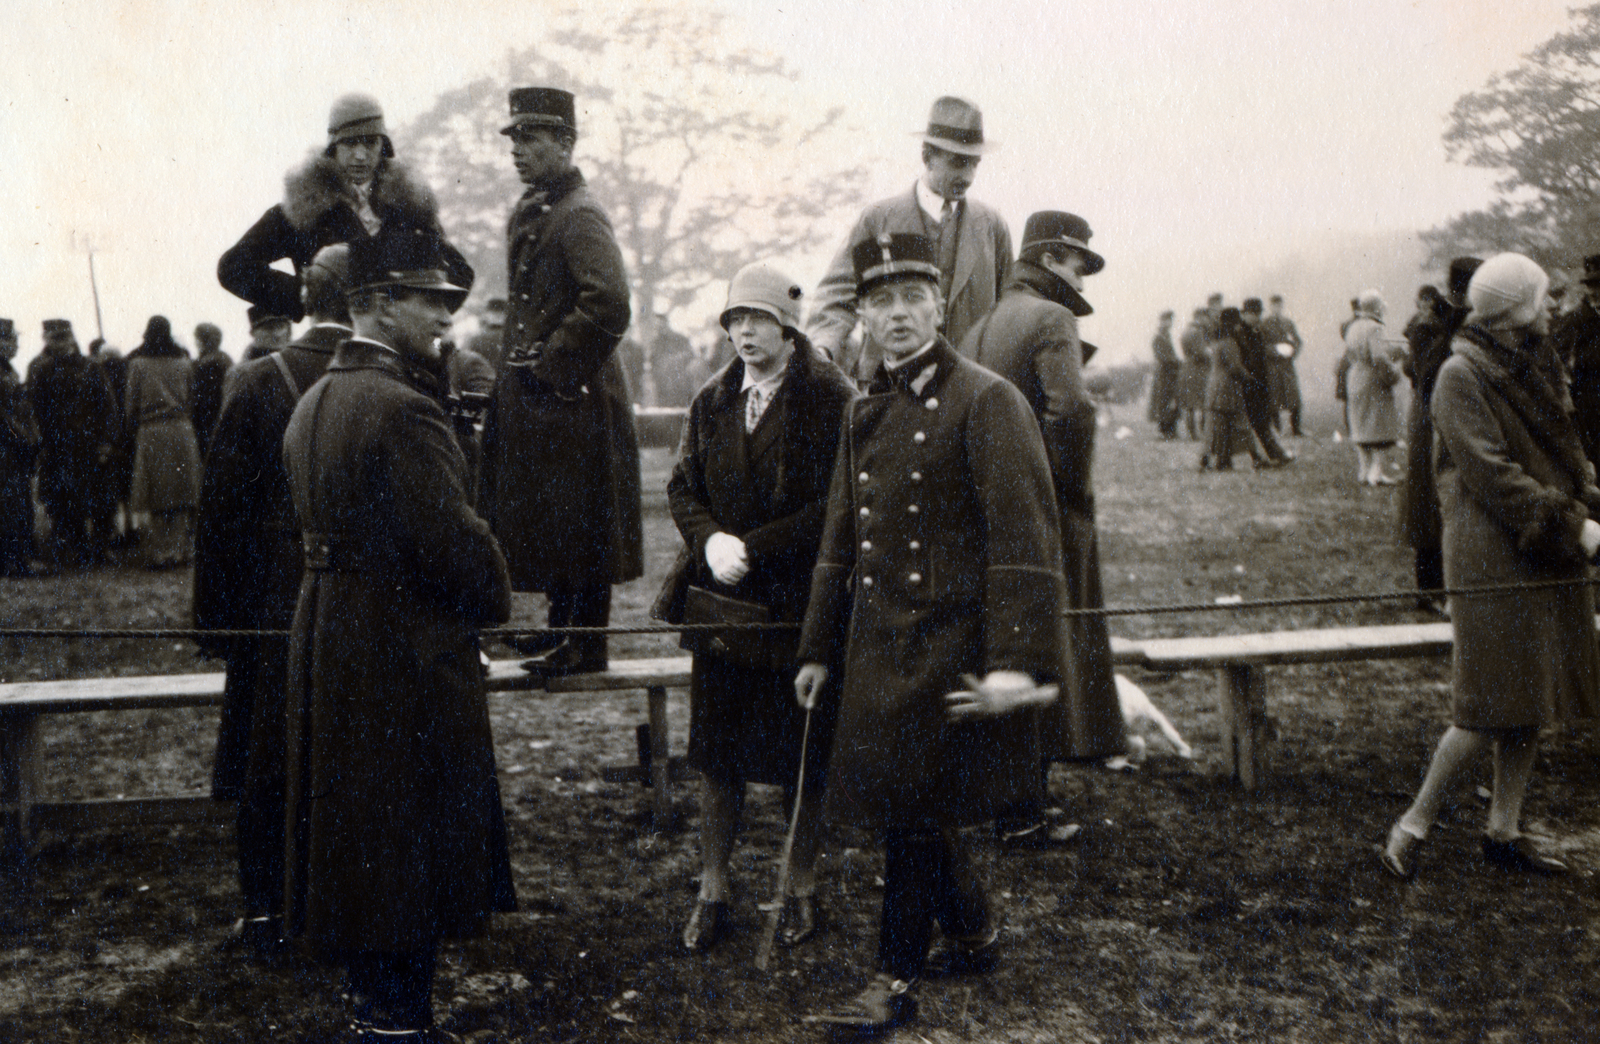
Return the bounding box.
[247,305,292,330]
[1020,211,1104,275]
[918,96,991,156]
[502,87,577,136]
[853,233,941,296]
[325,93,394,158]
[347,231,469,313]
[42,319,74,338]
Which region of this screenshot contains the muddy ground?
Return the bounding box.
[2,403,1598,1043]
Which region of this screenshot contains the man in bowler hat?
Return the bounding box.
[479,86,641,674]
[281,231,514,1039]
[962,212,1128,839]
[806,97,1012,384]
[1550,253,1600,470]
[796,232,1063,1032]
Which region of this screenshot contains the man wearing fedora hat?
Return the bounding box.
[796,232,1062,1032]
[281,231,514,1040]
[480,86,641,676]
[806,97,1012,386]
[219,92,474,324]
[1550,253,1600,469]
[962,212,1128,816]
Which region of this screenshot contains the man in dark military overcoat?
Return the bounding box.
[193,244,350,959]
[282,233,515,1038]
[189,322,231,457]
[962,211,1128,803]
[479,86,641,674]
[796,233,1063,1033]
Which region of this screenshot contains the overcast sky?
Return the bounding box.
[0,0,1580,369]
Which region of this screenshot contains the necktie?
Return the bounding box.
[745,384,768,433]
[938,200,958,301]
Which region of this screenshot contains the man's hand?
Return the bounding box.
[944,671,1059,722]
[794,662,829,710]
[705,532,750,586]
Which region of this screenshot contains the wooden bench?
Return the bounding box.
[0,656,693,875]
[1139,622,1456,790]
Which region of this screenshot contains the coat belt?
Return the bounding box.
[302,532,370,572]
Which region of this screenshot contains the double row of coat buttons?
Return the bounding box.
[856,455,927,589]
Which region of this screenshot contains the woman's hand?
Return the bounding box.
[794,662,828,710]
[944,671,1059,722]
[704,531,750,585]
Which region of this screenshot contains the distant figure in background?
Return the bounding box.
[1238,298,1293,466]
[1545,268,1574,319]
[125,316,201,568]
[190,323,231,457]
[28,319,116,569]
[1381,252,1598,880]
[464,297,508,373]
[0,319,40,577]
[1260,294,1304,436]
[1199,307,1255,471]
[195,242,349,961]
[1400,260,1479,614]
[86,336,131,551]
[1339,297,1361,338]
[1344,290,1403,486]
[1177,307,1210,440]
[1146,310,1181,439]
[241,306,292,363]
[1549,252,1600,472]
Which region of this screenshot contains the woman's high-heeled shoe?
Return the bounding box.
[1483,835,1568,874]
[1378,822,1419,879]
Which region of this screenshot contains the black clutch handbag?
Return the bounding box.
[680,585,796,672]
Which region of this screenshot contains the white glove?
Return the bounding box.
[1582,518,1600,560]
[944,671,1059,722]
[704,531,750,585]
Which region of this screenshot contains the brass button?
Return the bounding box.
[910,471,922,482]
[859,506,871,518]
[909,540,921,550]
[926,398,938,409]
[908,572,922,584]
[862,576,874,588]
[861,540,872,552]
[907,504,919,514]
[913,431,926,444]
[858,471,870,483]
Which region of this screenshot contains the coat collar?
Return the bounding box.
[866,337,959,399]
[282,154,441,233]
[1453,323,1590,491]
[513,167,586,219]
[329,337,450,399]
[1008,260,1092,317]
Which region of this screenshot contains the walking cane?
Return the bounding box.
[754,703,812,971]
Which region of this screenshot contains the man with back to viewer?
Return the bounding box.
[796,232,1064,1033]
[478,85,642,675]
[805,96,1012,384]
[27,319,116,569]
[281,231,515,1039]
[189,322,231,456]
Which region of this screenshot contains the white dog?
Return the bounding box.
[1105,674,1193,770]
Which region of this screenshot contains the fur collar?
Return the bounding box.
[282,153,441,233]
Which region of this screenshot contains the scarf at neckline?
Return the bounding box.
[1453,323,1591,492]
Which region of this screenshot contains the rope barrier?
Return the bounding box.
[2,576,1597,640]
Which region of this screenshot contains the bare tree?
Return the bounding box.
[1425,4,1600,268]
[398,5,868,405]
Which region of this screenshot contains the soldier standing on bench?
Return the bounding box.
[193,243,351,960]
[282,232,516,1039]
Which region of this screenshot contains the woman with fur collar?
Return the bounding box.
[218,94,473,322]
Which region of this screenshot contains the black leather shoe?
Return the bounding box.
[506,632,565,656]
[520,641,606,677]
[927,923,1001,977]
[807,973,917,1032]
[777,894,820,947]
[682,899,732,952]
[1483,835,1568,874]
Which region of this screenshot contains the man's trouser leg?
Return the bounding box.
[348,942,440,1030]
[878,828,992,980]
[549,580,611,669]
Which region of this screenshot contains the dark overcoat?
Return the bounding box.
[1399,305,1465,551]
[480,167,642,589]
[1548,299,1600,469]
[195,326,342,799]
[0,359,37,566]
[218,156,474,322]
[26,347,115,514]
[190,348,233,456]
[797,340,1063,831]
[1177,321,1211,411]
[962,263,1127,761]
[656,340,856,786]
[282,339,515,954]
[1434,327,1600,730]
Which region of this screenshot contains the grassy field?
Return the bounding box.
[2,400,1598,1043]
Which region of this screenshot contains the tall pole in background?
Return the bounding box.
[87,248,105,342]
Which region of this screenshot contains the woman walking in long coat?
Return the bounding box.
[657,263,855,953]
[124,316,201,567]
[1345,291,1405,486]
[1381,253,1600,879]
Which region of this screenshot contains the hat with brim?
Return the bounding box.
[347,233,469,313]
[853,233,942,296]
[325,93,394,158]
[1020,211,1104,275]
[915,96,992,156]
[501,87,577,137]
[720,262,804,332]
